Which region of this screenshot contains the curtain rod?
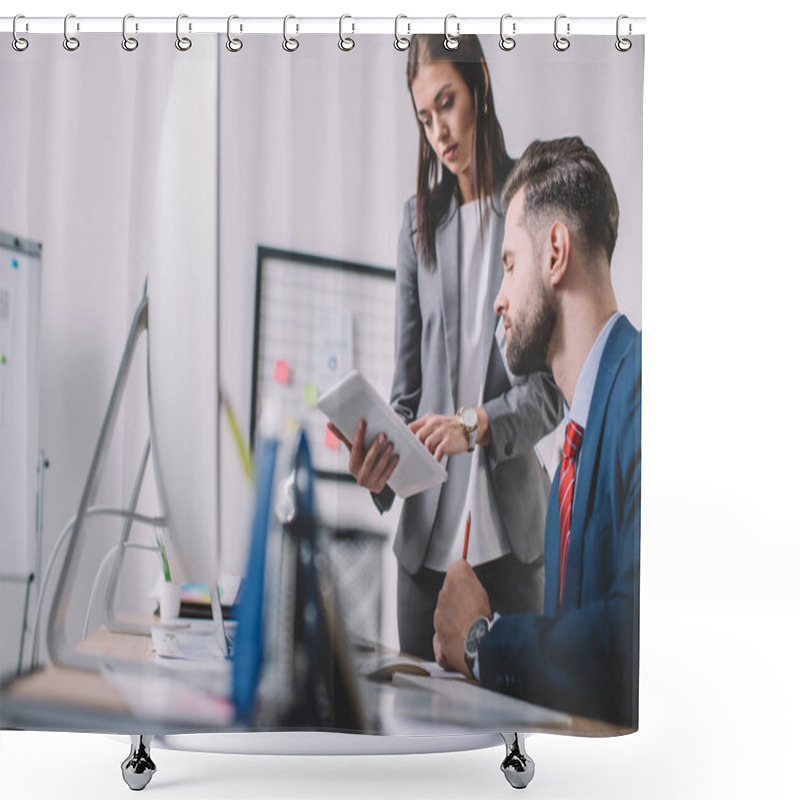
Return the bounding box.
[1,16,646,36]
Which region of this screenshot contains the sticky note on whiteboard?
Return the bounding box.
[324,426,340,450]
[303,384,318,408]
[274,359,291,385]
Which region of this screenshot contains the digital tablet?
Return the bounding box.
[317,370,448,498]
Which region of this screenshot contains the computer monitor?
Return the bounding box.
[44,257,225,667]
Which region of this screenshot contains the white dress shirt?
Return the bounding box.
[424,200,510,570]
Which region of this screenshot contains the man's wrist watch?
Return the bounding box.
[457,406,479,452]
[463,615,491,678]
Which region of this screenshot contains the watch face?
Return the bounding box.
[461,407,478,430]
[465,616,490,656]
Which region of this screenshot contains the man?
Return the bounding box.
[433,137,641,728]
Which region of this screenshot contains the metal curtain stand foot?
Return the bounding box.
[121,735,156,791]
[500,733,535,789]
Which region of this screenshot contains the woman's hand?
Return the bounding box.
[409,413,468,460]
[410,408,491,460]
[326,420,399,493]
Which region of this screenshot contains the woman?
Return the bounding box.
[334,35,561,660]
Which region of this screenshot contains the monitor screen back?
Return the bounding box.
[147,259,219,586]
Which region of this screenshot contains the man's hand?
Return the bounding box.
[433,560,492,677]
[326,420,399,493]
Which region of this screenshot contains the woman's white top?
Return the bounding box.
[423,200,511,571]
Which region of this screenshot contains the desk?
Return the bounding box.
[2,623,210,733]
[1,624,624,738]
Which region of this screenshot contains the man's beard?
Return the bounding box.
[505,289,556,376]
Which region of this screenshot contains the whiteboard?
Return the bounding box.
[251,247,395,478]
[0,233,42,578]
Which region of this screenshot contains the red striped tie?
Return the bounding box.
[558,420,584,607]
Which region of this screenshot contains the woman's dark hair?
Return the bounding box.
[407,35,511,268]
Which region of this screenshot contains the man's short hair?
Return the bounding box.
[502,137,619,264]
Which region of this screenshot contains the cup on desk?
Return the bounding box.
[159,581,182,622]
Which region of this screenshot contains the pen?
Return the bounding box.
[462,511,471,561]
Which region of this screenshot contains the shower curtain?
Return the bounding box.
[1,24,644,741]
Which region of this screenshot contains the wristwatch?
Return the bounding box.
[464,615,491,678]
[457,406,479,452]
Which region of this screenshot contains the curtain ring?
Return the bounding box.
[444,14,459,51]
[283,15,299,52]
[339,14,355,51]
[63,14,80,51]
[226,15,243,52]
[615,15,632,52]
[176,14,192,51]
[499,14,516,51]
[12,15,29,52]
[553,14,570,52]
[394,15,410,51]
[122,14,139,51]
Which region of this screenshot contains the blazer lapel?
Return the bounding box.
[437,175,508,409]
[562,317,634,609]
[484,196,505,348]
[436,196,460,408]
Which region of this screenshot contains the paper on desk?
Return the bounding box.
[151,622,229,661]
[101,664,234,726]
[392,672,574,729]
[360,653,468,682]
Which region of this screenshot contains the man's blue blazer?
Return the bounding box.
[478,315,641,728]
